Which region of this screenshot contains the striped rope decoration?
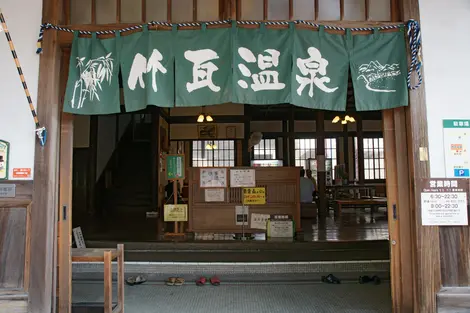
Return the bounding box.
[0,9,47,146]
[36,19,404,53]
[406,19,422,90]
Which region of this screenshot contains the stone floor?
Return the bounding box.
[73,281,392,313]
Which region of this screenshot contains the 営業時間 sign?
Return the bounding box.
[420,178,468,226]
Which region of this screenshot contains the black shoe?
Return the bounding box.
[321,274,341,284]
[372,276,381,285]
[359,275,372,284]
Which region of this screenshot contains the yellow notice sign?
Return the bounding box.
[243,187,266,205]
[164,204,188,222]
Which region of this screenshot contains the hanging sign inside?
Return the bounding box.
[243,187,266,205]
[420,178,468,226]
[166,154,185,180]
[164,204,188,222]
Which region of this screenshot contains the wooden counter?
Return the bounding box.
[187,167,301,235]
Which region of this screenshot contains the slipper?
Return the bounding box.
[166,277,176,286]
[196,277,207,286]
[126,275,146,286]
[174,277,185,286]
[321,274,341,284]
[134,275,147,285]
[126,277,136,286]
[210,276,220,286]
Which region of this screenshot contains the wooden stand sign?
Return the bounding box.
[165,154,186,237]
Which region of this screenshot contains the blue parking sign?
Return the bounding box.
[454,169,470,177]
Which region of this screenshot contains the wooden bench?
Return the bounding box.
[334,198,388,219]
[72,245,124,313]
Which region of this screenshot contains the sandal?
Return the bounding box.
[166,277,177,286]
[210,276,221,286]
[126,275,147,286]
[321,274,341,284]
[174,277,185,286]
[196,277,207,286]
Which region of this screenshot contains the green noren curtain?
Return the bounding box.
[349,27,409,111]
[174,26,232,107]
[63,24,410,114]
[64,31,121,115]
[291,27,349,111]
[120,25,174,112]
[232,23,292,104]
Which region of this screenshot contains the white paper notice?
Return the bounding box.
[235,205,249,226]
[268,220,294,238]
[250,213,270,230]
[200,168,227,188]
[205,188,225,202]
[230,169,256,187]
[421,192,468,226]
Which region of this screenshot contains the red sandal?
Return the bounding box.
[196,277,207,286]
[210,276,220,286]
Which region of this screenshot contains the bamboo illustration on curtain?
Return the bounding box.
[63,31,121,115]
[291,26,349,111]
[174,26,232,107]
[232,23,292,104]
[349,27,408,110]
[62,24,410,114]
[120,26,174,112]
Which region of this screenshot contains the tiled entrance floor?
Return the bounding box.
[73,281,392,313]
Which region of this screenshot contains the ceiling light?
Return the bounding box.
[341,120,347,125]
[205,143,212,149]
[197,114,205,123]
[205,114,213,122]
[332,116,340,123]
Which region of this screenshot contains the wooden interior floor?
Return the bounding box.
[76,207,389,243]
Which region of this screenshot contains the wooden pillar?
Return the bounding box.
[342,123,349,177]
[288,106,295,166]
[357,116,365,184]
[316,111,327,218]
[151,107,160,209]
[88,116,98,216]
[57,49,73,313]
[242,104,251,166]
[400,0,438,312]
[282,120,288,166]
[30,0,63,311]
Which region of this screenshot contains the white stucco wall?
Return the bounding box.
[0,0,42,179]
[419,0,470,177]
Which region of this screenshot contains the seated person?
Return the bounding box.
[300,169,316,203]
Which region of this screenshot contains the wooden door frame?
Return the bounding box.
[31,0,436,312]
